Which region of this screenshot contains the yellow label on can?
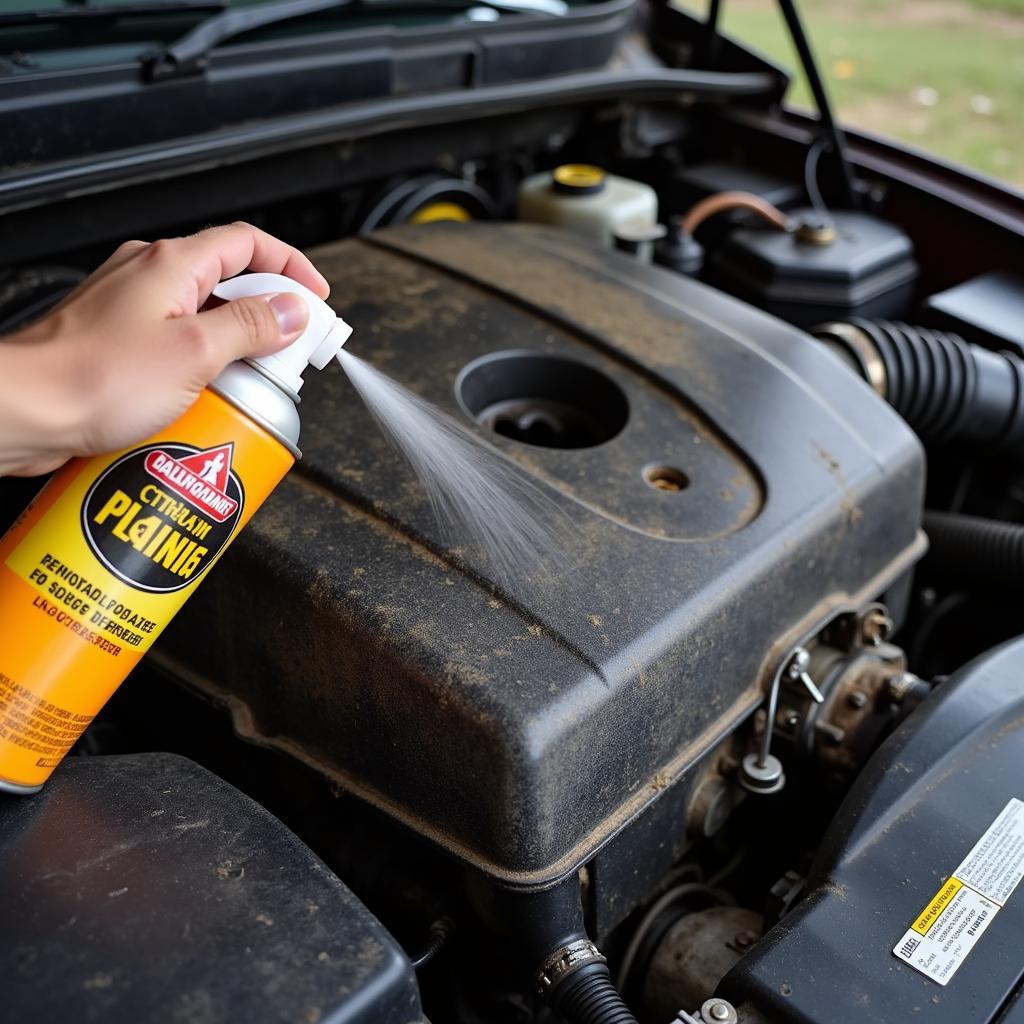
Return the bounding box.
[6,440,246,653]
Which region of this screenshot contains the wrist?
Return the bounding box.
[0,325,92,476]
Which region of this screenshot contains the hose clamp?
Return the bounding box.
[536,939,606,993]
[815,321,888,398]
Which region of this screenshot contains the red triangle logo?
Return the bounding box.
[175,443,234,494]
[143,442,240,523]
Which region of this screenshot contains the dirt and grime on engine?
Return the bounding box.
[305,229,765,544]
[148,221,925,890]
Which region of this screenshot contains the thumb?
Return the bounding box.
[185,292,309,365]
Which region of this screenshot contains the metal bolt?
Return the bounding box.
[701,999,739,1024]
[786,648,810,679]
[785,647,824,703]
[847,690,868,709]
[860,608,893,647]
[783,710,800,728]
[887,671,922,704]
[734,930,756,950]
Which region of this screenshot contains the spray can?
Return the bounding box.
[0,273,350,794]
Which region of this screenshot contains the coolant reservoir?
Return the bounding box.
[517,165,658,248]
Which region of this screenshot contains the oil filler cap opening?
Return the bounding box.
[456,350,628,449]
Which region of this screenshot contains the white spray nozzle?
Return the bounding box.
[212,272,351,395]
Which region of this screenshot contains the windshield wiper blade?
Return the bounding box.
[144,0,565,81]
[145,0,355,79]
[0,0,226,28]
[363,0,567,14]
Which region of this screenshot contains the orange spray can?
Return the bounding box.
[0,273,351,793]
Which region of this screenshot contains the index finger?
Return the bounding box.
[180,222,330,303]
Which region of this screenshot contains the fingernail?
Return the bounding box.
[268,292,308,337]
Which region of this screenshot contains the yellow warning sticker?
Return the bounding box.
[893,797,1024,986]
[912,878,962,936]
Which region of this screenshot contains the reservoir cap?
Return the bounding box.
[551,164,607,196]
[213,272,352,395]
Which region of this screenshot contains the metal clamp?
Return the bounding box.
[536,939,605,993]
[739,645,822,795]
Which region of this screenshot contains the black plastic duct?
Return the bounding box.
[814,318,1024,456]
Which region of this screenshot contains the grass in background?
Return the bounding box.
[680,0,1024,188]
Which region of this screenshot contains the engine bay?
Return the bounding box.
[3,19,1024,1020]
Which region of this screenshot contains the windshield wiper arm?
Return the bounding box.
[0,0,226,28]
[144,0,565,81]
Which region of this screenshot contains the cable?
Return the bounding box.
[803,135,832,222]
[949,463,975,515]
[682,190,791,236]
[775,0,858,207]
[408,916,455,970]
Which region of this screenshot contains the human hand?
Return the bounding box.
[0,222,329,477]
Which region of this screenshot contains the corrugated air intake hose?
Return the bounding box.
[813,318,1024,456]
[547,959,639,1024]
[923,511,1024,589]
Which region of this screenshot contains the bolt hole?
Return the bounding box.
[643,465,689,492]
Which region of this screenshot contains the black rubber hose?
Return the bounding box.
[923,511,1024,589]
[408,916,455,970]
[815,319,1024,456]
[547,961,639,1024]
[504,878,637,1024]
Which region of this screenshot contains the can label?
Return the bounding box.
[0,388,294,789]
[7,441,246,648]
[81,442,245,593]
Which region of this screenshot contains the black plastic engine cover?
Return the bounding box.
[0,753,423,1024]
[154,223,924,887]
[722,637,1024,1023]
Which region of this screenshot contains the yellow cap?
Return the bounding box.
[408,201,473,225]
[552,164,607,195]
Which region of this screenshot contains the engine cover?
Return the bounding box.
[0,753,423,1024]
[154,223,924,888]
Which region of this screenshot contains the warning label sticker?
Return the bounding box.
[893,797,1024,985]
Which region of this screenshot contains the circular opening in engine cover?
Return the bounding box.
[457,351,629,449]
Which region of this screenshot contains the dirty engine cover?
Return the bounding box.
[155,223,924,888]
